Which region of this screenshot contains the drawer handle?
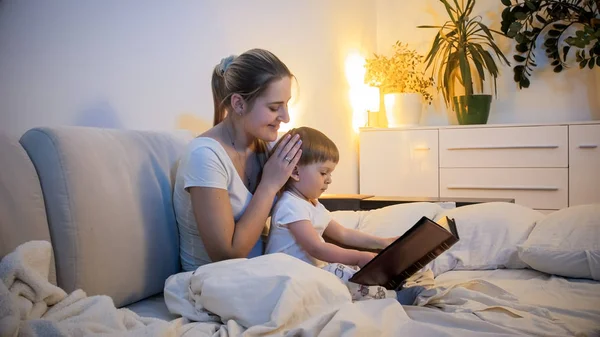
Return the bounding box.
[414,147,430,151]
[578,144,598,149]
[447,145,559,150]
[447,185,559,191]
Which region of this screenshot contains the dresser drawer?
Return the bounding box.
[440,168,568,210]
[440,126,568,168]
[569,124,600,206]
[360,129,438,198]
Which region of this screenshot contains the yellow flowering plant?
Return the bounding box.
[364,41,435,104]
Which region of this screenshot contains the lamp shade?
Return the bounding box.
[364,86,380,112]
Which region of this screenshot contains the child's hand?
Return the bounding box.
[357,251,377,268]
[383,236,398,248]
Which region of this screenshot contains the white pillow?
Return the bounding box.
[428,202,544,276]
[330,210,364,230]
[356,202,444,238]
[517,204,600,280]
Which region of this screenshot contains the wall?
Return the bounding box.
[1,1,596,194]
[376,0,600,125]
[0,0,377,194]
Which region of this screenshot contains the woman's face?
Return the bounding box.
[244,76,292,142]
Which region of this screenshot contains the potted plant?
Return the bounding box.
[364,41,434,127]
[418,0,511,125]
[500,0,599,89]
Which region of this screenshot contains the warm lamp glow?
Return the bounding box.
[364,86,380,112]
[345,52,379,133]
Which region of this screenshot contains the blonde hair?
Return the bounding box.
[272,127,339,165]
[211,49,293,126]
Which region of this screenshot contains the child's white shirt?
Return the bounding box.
[266,191,332,268]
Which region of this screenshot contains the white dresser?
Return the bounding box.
[359,122,600,212]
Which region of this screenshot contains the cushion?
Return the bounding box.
[0,133,55,285]
[20,126,192,307]
[330,210,363,230]
[428,202,544,276]
[357,202,445,238]
[517,204,600,280]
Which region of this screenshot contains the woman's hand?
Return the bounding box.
[260,133,302,194]
[357,251,377,268]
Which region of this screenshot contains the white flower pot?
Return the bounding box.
[384,93,423,127]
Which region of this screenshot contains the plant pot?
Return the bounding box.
[452,94,492,125]
[384,93,423,127]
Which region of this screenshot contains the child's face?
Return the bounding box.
[291,160,337,200]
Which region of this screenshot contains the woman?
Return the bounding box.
[173,48,302,271]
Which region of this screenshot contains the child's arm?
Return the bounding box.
[288,220,376,267]
[323,220,396,251]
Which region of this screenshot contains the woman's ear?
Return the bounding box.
[290,166,300,182]
[230,93,245,115]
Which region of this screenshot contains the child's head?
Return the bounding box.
[272,127,339,199]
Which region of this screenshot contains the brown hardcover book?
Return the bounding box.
[349,216,459,290]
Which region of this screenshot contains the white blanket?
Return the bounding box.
[0,241,187,337]
[2,241,590,337]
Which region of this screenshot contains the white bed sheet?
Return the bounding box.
[416,268,600,336]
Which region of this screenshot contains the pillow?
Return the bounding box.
[356,202,445,238]
[517,204,600,280]
[428,202,544,276]
[330,210,364,230]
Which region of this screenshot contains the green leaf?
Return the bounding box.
[580,59,588,69]
[514,55,526,62]
[548,30,561,37]
[515,33,526,44]
[458,48,473,96]
[501,7,512,22]
[590,58,595,69]
[501,0,511,6]
[596,57,600,67]
[553,64,563,72]
[509,22,522,32]
[551,59,560,66]
[535,14,546,24]
[468,49,485,93]
[553,23,568,30]
[525,1,536,10]
[562,46,570,61]
[514,12,527,20]
[516,43,528,53]
[519,76,530,88]
[544,38,557,47]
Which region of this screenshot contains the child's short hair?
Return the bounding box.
[272,127,339,165]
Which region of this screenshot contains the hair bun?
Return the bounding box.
[218,55,237,76]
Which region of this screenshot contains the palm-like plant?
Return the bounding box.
[418,0,511,112]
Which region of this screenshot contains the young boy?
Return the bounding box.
[265,127,425,304]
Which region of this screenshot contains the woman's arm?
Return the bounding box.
[191,134,303,262]
[288,220,376,267]
[190,183,278,262]
[323,220,396,251]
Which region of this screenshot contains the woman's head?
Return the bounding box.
[212,48,294,142]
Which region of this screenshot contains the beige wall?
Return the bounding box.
[0,0,376,193]
[0,0,596,193]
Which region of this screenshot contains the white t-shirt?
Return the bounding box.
[266,191,332,268]
[173,137,263,271]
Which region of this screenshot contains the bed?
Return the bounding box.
[2,201,598,336]
[162,201,600,336]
